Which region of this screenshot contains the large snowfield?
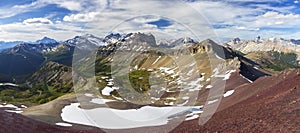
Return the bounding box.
[61,97,203,129]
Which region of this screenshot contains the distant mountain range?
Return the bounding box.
[0,41,23,52]
[226,37,300,55]
[0,33,299,83]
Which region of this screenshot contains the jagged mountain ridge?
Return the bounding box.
[0,41,23,52]
[0,32,275,83]
[157,37,196,48]
[226,37,300,60]
[0,32,295,85]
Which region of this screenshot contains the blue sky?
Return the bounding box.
[0,0,299,42]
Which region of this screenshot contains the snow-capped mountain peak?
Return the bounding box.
[35,37,58,44]
[64,34,106,48]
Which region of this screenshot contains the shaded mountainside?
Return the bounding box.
[0,42,57,82]
[28,62,72,88]
[0,49,44,82]
[0,62,73,104]
[245,51,300,72]
[197,39,270,81]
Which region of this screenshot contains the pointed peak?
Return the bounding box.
[82,34,97,38]
[35,36,58,44]
[201,39,217,44]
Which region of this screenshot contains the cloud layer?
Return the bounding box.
[0,0,299,41]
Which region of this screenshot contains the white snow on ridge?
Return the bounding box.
[223,90,235,97]
[215,54,225,61]
[206,85,213,89]
[185,114,199,121]
[90,98,115,104]
[5,110,23,113]
[159,67,176,75]
[56,122,72,127]
[189,63,196,67]
[182,96,189,100]
[239,74,254,83]
[0,83,18,87]
[61,103,203,129]
[164,102,174,106]
[223,70,236,80]
[166,97,176,100]
[101,76,109,79]
[187,69,194,76]
[207,99,218,105]
[107,81,114,86]
[213,70,236,80]
[21,105,28,108]
[101,86,119,96]
[112,95,123,100]
[0,104,18,108]
[0,103,27,114]
[206,78,210,81]
[152,56,161,65]
[84,93,94,97]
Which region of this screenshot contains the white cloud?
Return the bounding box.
[23,18,53,25]
[0,0,90,19]
[63,12,101,22]
[254,11,300,27]
[38,0,89,11]
[262,11,299,19]
[52,1,82,11]
[236,26,247,30]
[0,1,46,18]
[70,0,221,41]
[1,0,300,41]
[0,19,83,41]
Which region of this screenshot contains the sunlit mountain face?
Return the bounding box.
[0,0,299,133]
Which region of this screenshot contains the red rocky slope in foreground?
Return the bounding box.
[171,69,300,132]
[0,108,103,133]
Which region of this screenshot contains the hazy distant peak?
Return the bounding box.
[35,37,58,44]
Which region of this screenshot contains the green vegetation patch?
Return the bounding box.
[129,70,151,93]
[0,83,72,104]
[263,51,300,71]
